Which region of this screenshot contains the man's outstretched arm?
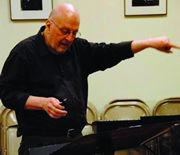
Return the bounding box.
[131,36,180,54]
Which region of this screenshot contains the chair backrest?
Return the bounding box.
[0,105,7,155]
[153,98,180,116]
[86,101,98,124]
[109,98,146,105]
[100,99,151,120]
[82,102,99,136]
[0,105,20,155]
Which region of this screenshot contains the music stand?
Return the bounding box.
[50,121,178,155]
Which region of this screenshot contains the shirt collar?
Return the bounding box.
[37,26,52,57]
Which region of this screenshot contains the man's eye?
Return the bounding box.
[60,29,69,34]
[72,31,78,35]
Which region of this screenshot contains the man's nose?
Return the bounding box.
[65,33,75,42]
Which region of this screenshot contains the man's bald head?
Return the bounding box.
[48,3,80,25]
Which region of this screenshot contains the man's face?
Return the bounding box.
[46,16,80,54]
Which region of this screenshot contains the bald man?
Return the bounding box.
[0,3,179,155]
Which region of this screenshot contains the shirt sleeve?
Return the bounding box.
[0,46,30,111]
[76,38,134,74]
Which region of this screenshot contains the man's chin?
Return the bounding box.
[56,49,67,54]
[51,46,68,54]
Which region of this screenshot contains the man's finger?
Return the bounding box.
[169,43,180,49]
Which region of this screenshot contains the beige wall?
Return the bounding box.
[1,0,180,115]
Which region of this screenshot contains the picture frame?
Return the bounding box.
[10,0,53,20]
[124,0,167,16]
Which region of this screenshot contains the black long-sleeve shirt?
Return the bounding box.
[0,26,134,136]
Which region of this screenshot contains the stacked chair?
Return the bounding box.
[0,105,20,155]
[82,101,99,135]
[100,99,151,155]
[153,97,180,116]
[101,99,151,120]
[86,101,99,124]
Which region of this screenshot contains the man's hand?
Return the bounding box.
[43,97,67,119]
[25,96,67,119]
[131,36,180,54]
[147,36,180,53]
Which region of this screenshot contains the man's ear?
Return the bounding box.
[45,20,51,34]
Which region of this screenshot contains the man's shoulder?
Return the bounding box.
[11,34,38,55]
[18,34,37,49]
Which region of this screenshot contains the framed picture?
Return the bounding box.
[124,0,167,16]
[10,0,53,20]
